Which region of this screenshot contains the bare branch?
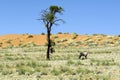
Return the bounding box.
[53,19,65,24]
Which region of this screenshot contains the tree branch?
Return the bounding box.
[53,19,65,24]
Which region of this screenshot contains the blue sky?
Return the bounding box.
[0,0,120,35]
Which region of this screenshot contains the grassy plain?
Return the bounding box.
[0,45,120,80]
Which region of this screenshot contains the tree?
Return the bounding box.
[38,5,64,60]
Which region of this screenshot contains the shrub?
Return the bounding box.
[61,38,68,42]
[57,32,62,34]
[95,75,110,80]
[93,34,99,36]
[75,61,82,66]
[45,40,56,46]
[51,40,56,46]
[51,67,60,75]
[67,59,74,65]
[97,38,102,41]
[76,67,92,74]
[107,35,114,39]
[53,35,58,39]
[100,34,106,37]
[6,40,11,44]
[118,35,120,37]
[6,44,14,49]
[76,41,83,45]
[27,61,38,68]
[17,66,34,75]
[64,32,69,34]
[26,42,37,47]
[88,42,98,47]
[27,35,33,38]
[0,42,2,45]
[59,66,71,74]
[19,43,27,48]
[91,59,116,66]
[39,62,51,67]
[0,42,3,47]
[2,68,13,75]
[72,33,78,39]
[41,32,45,35]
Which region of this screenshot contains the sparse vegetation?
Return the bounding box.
[0,46,119,79]
[1,34,120,80]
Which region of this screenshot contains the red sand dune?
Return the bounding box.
[0,34,119,48]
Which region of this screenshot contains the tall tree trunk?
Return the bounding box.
[46,30,51,60]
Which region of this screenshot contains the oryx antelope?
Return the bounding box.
[79,51,88,59]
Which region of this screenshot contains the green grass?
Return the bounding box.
[0,46,120,80]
